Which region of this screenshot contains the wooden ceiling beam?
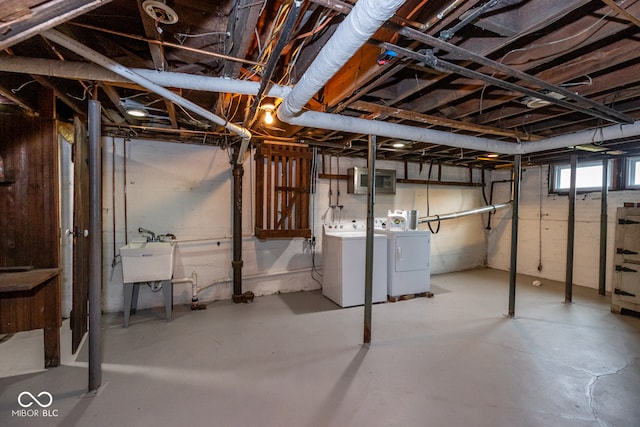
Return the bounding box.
[0,0,113,51]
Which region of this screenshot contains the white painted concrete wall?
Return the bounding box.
[315,156,490,275]
[100,138,491,313]
[487,165,640,291]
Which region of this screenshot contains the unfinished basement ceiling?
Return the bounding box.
[2,0,640,167]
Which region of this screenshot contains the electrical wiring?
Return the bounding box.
[11,80,36,93]
[279,10,336,85]
[173,31,230,39]
[477,8,610,114]
[497,10,614,67]
[176,103,201,123]
[243,1,291,81]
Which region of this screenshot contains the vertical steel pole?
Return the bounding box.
[508,154,521,317]
[599,158,608,296]
[88,100,102,392]
[565,153,577,303]
[232,153,244,301]
[364,135,376,343]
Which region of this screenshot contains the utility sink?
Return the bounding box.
[120,241,175,283]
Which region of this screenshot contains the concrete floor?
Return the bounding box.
[1,268,639,427]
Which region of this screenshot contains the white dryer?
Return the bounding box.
[322,221,387,307]
[375,228,430,298]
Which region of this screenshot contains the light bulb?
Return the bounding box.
[264,110,274,124]
[126,108,147,118]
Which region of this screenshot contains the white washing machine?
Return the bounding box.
[375,228,430,298]
[322,221,387,307]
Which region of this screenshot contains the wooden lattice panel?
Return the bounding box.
[255,143,311,239]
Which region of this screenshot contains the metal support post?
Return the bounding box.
[599,158,608,296]
[508,154,521,317]
[88,100,102,392]
[364,135,376,343]
[232,155,244,301]
[565,153,577,303]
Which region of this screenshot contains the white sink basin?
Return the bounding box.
[120,241,175,283]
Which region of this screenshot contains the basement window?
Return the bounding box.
[626,156,640,189]
[550,160,612,193]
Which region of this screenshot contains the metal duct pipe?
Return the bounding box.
[519,122,640,154]
[0,57,292,98]
[284,110,520,153]
[40,30,252,153]
[88,100,102,393]
[278,0,407,119]
[418,201,512,224]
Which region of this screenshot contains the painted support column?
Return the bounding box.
[565,153,577,303]
[88,100,102,392]
[508,154,521,317]
[232,156,244,301]
[599,157,608,296]
[364,135,376,343]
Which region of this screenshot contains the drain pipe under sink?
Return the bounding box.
[172,272,206,310]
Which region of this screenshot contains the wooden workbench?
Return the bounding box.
[0,268,62,368]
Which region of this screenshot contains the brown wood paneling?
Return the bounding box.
[0,113,58,267]
[0,87,61,364]
[254,143,311,239]
[254,150,264,231]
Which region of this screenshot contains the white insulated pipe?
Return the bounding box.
[41,30,252,149]
[290,110,520,154]
[0,57,292,98]
[518,121,640,154]
[279,0,407,119]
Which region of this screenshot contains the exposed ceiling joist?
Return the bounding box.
[0,0,113,51]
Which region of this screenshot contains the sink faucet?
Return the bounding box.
[138,227,156,242]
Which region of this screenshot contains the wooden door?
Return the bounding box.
[71,117,90,353]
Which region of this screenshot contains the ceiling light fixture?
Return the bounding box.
[392,142,405,148]
[142,0,179,24]
[572,143,607,153]
[522,91,565,109]
[485,153,499,158]
[126,108,148,118]
[260,103,275,125]
[606,150,625,156]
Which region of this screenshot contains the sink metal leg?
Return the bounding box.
[123,282,134,328]
[131,285,140,314]
[162,279,172,321]
[124,280,172,327]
